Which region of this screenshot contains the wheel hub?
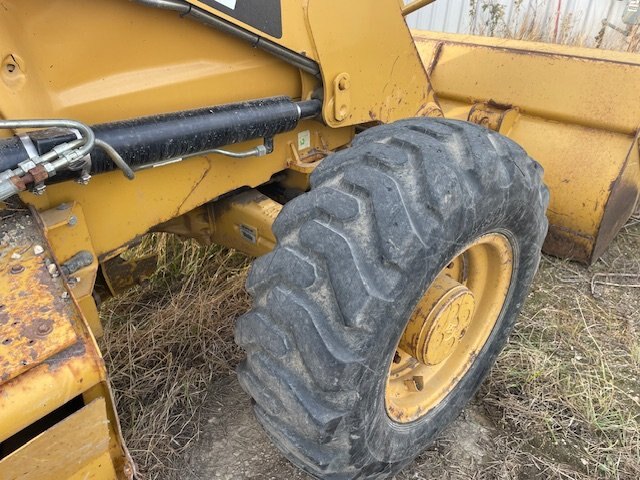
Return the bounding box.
[385,233,513,423]
[399,274,476,366]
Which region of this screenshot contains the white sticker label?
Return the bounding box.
[298,130,311,151]
[213,0,237,9]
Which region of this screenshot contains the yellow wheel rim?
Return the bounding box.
[385,233,513,423]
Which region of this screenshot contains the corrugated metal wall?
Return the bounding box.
[405,0,631,47]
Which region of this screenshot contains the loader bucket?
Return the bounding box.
[413,31,640,264]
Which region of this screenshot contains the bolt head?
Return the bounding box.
[76,174,91,185]
[10,265,24,275]
[36,323,52,335]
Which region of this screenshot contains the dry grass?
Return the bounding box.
[101,218,640,480]
[478,215,640,479]
[99,236,250,479]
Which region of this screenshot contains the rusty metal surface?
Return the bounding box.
[592,134,640,262]
[0,206,101,441]
[542,224,594,263]
[0,205,133,479]
[101,254,157,297]
[467,102,519,135]
[0,209,78,384]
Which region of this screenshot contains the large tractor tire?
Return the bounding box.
[235,118,549,479]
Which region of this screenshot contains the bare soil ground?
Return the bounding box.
[101,215,640,480]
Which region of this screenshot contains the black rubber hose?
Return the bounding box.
[89,96,305,173]
[0,97,322,176]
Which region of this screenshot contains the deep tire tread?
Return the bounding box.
[236,118,549,479]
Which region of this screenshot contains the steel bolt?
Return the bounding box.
[37,323,52,335]
[77,173,91,185]
[67,215,78,227]
[10,264,24,275]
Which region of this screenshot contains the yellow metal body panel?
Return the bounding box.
[0,0,431,263]
[188,0,317,60]
[0,238,78,384]
[209,189,283,256]
[38,202,103,335]
[0,399,115,480]
[307,0,434,126]
[0,1,301,122]
[0,210,131,477]
[414,31,640,262]
[188,0,438,127]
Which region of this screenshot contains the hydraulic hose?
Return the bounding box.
[0,97,322,182]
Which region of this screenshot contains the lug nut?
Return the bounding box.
[405,376,424,392]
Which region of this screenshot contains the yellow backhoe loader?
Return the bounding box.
[0,0,638,478]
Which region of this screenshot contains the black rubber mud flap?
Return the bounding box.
[236,118,549,479]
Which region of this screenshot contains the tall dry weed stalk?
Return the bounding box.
[469,0,640,52]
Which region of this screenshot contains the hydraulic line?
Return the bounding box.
[134,0,321,76]
[0,96,322,199]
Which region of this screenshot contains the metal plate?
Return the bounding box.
[0,209,78,385]
[0,398,115,480]
[198,0,283,38]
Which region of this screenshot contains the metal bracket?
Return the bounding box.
[468,102,520,135]
[333,73,351,122]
